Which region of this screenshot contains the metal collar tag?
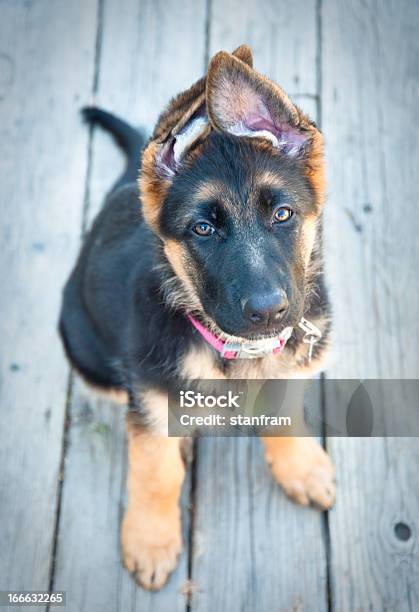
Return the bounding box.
[298,317,323,363]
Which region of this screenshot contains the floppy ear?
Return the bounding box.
[155,107,209,178]
[207,51,311,157]
[152,45,254,178]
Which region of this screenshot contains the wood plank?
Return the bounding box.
[322,1,419,609]
[0,0,98,598]
[52,1,207,609]
[191,433,328,611]
[322,0,419,379]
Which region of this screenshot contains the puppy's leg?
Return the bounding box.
[260,392,335,509]
[121,409,185,590]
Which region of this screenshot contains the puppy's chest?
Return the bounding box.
[180,344,304,381]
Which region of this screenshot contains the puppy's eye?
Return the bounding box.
[272,207,293,224]
[192,222,215,237]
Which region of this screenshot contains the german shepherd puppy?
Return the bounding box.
[59,45,335,590]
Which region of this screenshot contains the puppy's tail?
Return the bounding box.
[82,107,146,190]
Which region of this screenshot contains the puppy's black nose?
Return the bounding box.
[241,289,289,326]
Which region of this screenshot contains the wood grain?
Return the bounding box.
[322,0,419,609]
[191,431,328,611]
[0,0,98,598]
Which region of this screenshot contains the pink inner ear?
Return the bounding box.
[215,76,308,156]
[156,138,176,178]
[244,114,308,155]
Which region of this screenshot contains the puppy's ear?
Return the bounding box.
[207,51,312,157]
[152,44,253,145]
[152,46,255,177]
[231,44,253,68]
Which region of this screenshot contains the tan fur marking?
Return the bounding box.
[163,240,203,311]
[301,214,318,267]
[255,169,284,188]
[163,241,190,286]
[138,388,169,435]
[181,345,225,381]
[225,345,327,380]
[139,141,171,230]
[194,179,226,202]
[261,436,335,509]
[77,376,129,405]
[121,420,185,590]
[305,130,326,209]
[100,387,128,405]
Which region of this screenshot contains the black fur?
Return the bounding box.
[160,131,316,336]
[59,110,330,413]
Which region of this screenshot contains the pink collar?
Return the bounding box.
[187,314,293,360]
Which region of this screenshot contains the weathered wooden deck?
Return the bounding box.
[1,1,419,610]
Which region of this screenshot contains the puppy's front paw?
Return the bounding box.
[264,437,336,509]
[121,509,182,590]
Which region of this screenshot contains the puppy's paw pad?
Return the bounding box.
[268,438,336,510]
